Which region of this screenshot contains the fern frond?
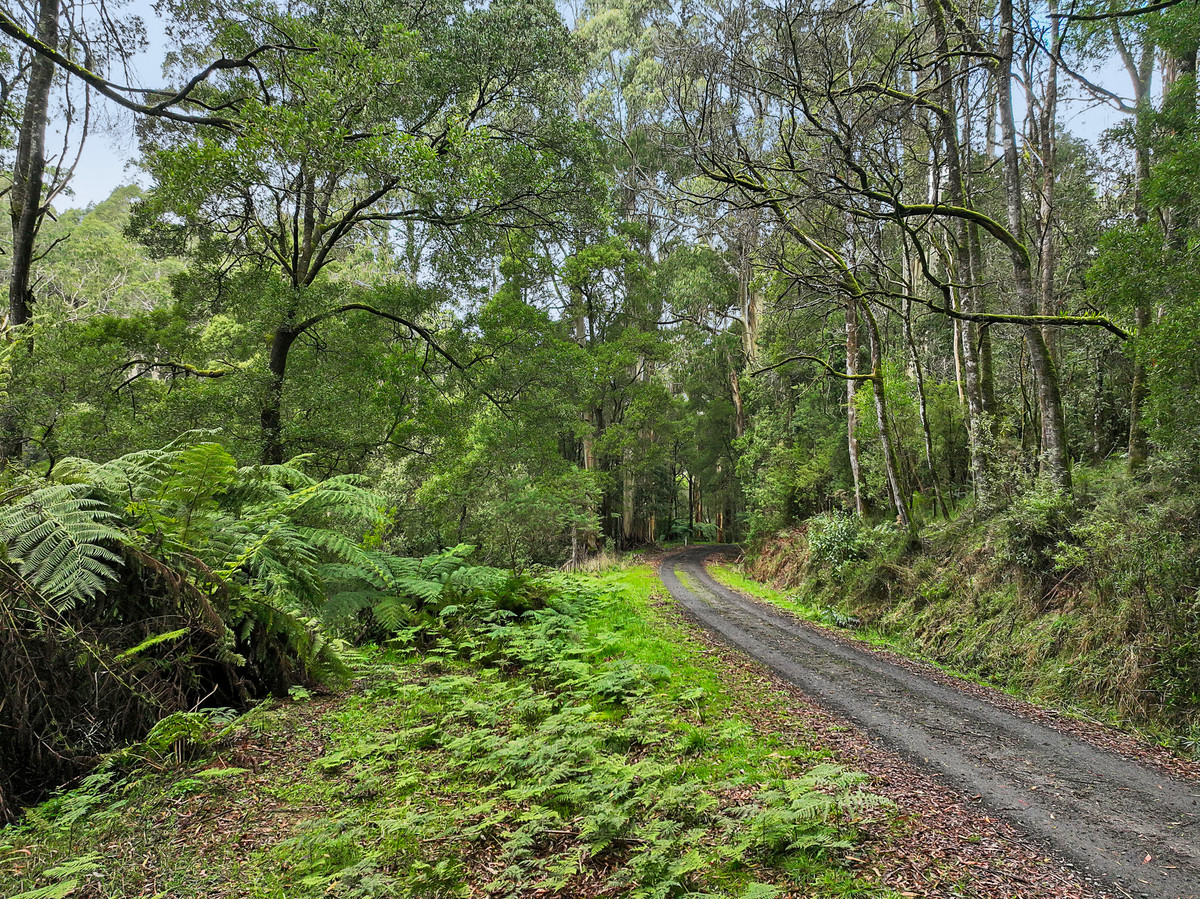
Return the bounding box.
[446,564,509,595]
[0,484,123,610]
[64,447,174,506]
[374,554,423,583]
[395,576,446,605]
[236,459,317,490]
[297,527,374,568]
[425,544,476,580]
[373,595,415,631]
[160,442,238,504]
[280,475,383,525]
[222,521,323,607]
[63,431,227,512]
[321,589,377,623]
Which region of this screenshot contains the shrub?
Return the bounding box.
[993,481,1076,602]
[805,512,894,580]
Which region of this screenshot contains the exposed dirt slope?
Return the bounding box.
[660,545,1200,899]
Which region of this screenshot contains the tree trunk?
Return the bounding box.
[846,298,866,518]
[2,0,61,465]
[729,360,746,439]
[904,296,948,517]
[1126,126,1152,469]
[970,226,998,416]
[738,212,762,364]
[1127,303,1150,470]
[261,326,299,465]
[687,472,695,541]
[926,0,992,501]
[997,0,1071,490]
[1036,0,1061,356]
[622,446,635,547]
[860,302,911,530]
[8,0,59,329]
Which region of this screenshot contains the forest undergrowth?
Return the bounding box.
[740,463,1200,754]
[0,565,893,899]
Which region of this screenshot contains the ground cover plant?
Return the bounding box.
[0,565,892,899]
[735,482,1200,753]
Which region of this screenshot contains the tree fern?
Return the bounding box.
[0,484,123,611]
[1,437,388,805]
[230,458,318,498]
[372,594,416,631]
[269,474,382,526]
[297,528,376,572]
[222,520,324,605]
[154,442,239,542]
[56,431,221,506]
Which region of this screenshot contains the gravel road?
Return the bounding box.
[659,545,1200,899]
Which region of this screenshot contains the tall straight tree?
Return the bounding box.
[0,0,167,465]
[662,0,1134,505]
[995,0,1071,489]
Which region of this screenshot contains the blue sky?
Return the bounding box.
[52,0,164,209]
[57,1,1136,210]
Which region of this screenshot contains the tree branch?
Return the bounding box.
[1055,0,1189,21]
[750,353,876,381]
[113,359,229,392]
[290,302,507,409]
[0,10,275,128]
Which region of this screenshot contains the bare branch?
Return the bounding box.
[0,9,270,128]
[1055,0,1190,21]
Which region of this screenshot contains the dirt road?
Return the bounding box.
[660,545,1200,899]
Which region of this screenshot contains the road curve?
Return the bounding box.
[660,545,1200,899]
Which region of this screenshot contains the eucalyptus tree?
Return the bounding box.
[0,0,149,462]
[134,0,598,464]
[660,0,929,524]
[575,0,704,543]
[662,0,1137,510]
[1051,0,1200,470]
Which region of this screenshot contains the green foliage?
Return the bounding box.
[35,185,184,316]
[746,470,1200,743]
[805,512,895,581]
[273,574,882,897]
[0,483,123,609]
[129,709,239,767]
[728,766,876,858]
[1049,480,1200,725]
[1,567,887,898]
[994,482,1077,597]
[322,542,531,638]
[0,436,383,806]
[6,852,105,899]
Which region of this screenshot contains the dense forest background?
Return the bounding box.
[2,0,1200,812]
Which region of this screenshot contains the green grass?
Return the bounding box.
[706,563,856,628]
[705,564,812,613]
[706,559,1194,750]
[1,566,895,899]
[705,562,1018,692]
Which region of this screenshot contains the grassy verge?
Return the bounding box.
[706,559,1111,697]
[706,563,889,639]
[712,550,1197,753]
[1,566,893,899]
